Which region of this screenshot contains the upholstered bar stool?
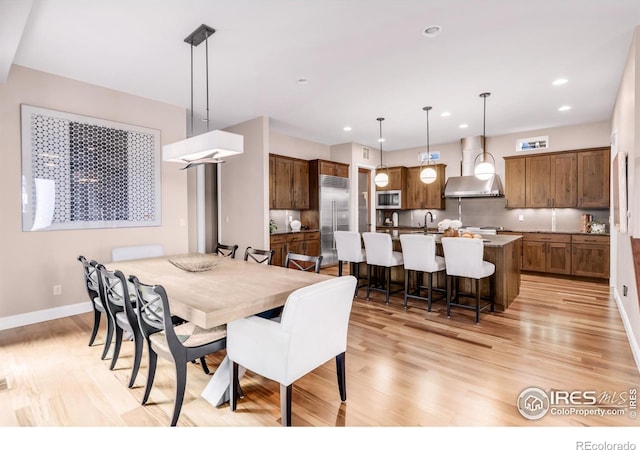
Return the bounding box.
[334,231,367,296]
[399,234,446,311]
[441,237,495,323]
[362,232,404,304]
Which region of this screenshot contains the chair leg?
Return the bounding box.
[109,325,123,370]
[101,316,114,360]
[366,265,372,300]
[490,274,496,312]
[338,260,343,277]
[476,278,481,324]
[403,270,409,308]
[199,357,210,374]
[230,361,239,411]
[336,352,347,402]
[427,272,433,312]
[170,362,188,427]
[128,331,143,388]
[446,275,452,318]
[89,309,101,346]
[142,347,157,405]
[280,383,292,426]
[385,266,391,304]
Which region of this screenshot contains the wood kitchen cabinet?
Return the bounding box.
[405,165,446,210]
[504,147,609,209]
[269,154,309,210]
[571,234,610,279]
[577,148,610,208]
[270,231,321,267]
[319,160,349,178]
[522,233,572,275]
[376,166,406,191]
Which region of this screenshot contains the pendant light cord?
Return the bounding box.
[205,30,210,132]
[377,117,384,167]
[190,42,194,138]
[480,92,490,162]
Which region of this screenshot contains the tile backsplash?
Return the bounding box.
[269,210,301,232]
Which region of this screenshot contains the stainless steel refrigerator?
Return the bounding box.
[319,174,350,266]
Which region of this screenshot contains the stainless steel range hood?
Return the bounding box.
[443,174,504,198]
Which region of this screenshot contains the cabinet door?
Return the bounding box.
[571,243,610,279]
[269,155,277,209]
[304,238,321,256]
[292,159,309,209]
[578,149,610,208]
[385,167,406,191]
[546,242,571,275]
[504,158,526,208]
[424,165,446,209]
[334,163,349,178]
[405,166,425,209]
[319,160,335,176]
[526,155,551,207]
[274,157,293,209]
[522,241,546,272]
[550,152,577,207]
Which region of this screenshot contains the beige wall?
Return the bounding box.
[0,66,189,327]
[611,27,640,370]
[269,130,330,160]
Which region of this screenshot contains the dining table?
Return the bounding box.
[106,252,333,406]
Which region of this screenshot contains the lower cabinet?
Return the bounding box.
[520,232,609,279]
[571,234,610,279]
[270,231,321,267]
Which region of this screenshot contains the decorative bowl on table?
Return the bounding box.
[168,254,224,272]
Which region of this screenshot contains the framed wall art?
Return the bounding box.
[21,105,161,231]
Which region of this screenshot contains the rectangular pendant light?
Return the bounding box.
[163,129,244,163]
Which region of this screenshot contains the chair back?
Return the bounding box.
[244,247,274,265]
[362,232,394,266]
[279,276,357,384]
[111,244,165,262]
[129,275,164,340]
[399,234,440,272]
[334,231,365,263]
[215,243,239,258]
[77,255,99,301]
[97,265,138,333]
[441,237,485,279]
[284,253,323,273]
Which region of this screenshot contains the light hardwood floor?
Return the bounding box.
[0,272,638,427]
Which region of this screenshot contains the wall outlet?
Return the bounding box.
[53,285,62,296]
[432,214,437,221]
[518,214,524,222]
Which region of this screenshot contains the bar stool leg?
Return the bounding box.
[476,278,481,324]
[403,269,410,308]
[427,272,433,312]
[385,266,391,304]
[366,264,372,300]
[338,260,343,277]
[446,275,452,318]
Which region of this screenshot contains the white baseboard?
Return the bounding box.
[0,302,92,331]
[613,287,640,375]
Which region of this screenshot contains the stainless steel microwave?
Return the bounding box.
[376,190,402,209]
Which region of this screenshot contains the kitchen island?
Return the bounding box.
[370,231,522,311]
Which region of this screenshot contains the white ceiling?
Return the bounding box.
[5,0,640,151]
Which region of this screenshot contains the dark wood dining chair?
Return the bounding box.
[244,247,274,265]
[215,243,239,258]
[129,275,227,426]
[284,252,323,273]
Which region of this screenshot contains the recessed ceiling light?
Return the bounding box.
[297,78,309,85]
[558,105,571,111]
[459,123,468,129]
[422,25,442,37]
[552,78,568,86]
[440,111,451,117]
[343,126,352,132]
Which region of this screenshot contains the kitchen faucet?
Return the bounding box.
[424,211,434,231]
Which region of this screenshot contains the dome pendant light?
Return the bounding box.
[420,106,437,184]
[374,117,389,188]
[474,92,495,180]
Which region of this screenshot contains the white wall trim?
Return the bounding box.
[613,287,640,375]
[0,302,92,331]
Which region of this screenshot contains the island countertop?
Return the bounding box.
[378,230,522,248]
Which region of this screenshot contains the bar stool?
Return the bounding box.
[441,237,495,324]
[362,232,404,304]
[334,231,367,296]
[399,234,446,311]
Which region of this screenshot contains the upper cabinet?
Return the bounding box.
[269,154,309,210]
[577,148,610,209]
[405,165,446,210]
[375,166,406,191]
[504,147,609,209]
[319,160,349,178]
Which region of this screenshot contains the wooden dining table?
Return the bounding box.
[107,252,333,406]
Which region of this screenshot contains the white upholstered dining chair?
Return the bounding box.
[227,275,357,426]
